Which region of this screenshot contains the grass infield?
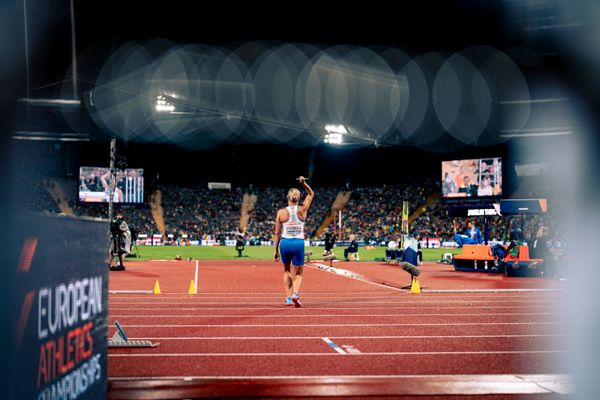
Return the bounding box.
[127,245,461,262]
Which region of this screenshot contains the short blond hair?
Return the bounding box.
[287,188,301,203]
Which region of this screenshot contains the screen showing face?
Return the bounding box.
[79,167,144,203]
[441,157,502,198]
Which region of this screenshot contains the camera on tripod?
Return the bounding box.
[110,215,127,233]
[109,215,129,271]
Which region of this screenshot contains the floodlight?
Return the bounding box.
[324,124,348,134]
[155,94,175,112]
[324,132,343,144]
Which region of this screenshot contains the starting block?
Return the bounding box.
[108,321,159,348]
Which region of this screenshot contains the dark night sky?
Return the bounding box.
[10,0,571,188]
[27,1,511,99]
[74,1,506,49]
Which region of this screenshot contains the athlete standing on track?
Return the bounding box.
[273,176,314,307]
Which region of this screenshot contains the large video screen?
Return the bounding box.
[442,157,502,198]
[79,167,144,203]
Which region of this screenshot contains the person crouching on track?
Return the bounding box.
[274,176,314,307]
[344,234,359,261]
[323,231,336,260]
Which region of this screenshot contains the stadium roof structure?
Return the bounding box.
[11,0,584,153]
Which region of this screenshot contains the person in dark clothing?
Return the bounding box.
[235,234,245,257]
[344,234,359,261]
[458,175,478,197]
[323,231,336,260]
[532,225,559,277]
[324,231,335,252]
[109,213,131,271]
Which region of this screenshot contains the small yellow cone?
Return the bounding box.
[410,277,421,294]
[153,280,161,295]
[188,280,197,295]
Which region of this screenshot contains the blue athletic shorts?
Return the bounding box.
[280,238,305,266]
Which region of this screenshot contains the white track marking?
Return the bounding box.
[306,262,408,292]
[194,260,198,293]
[108,292,561,297]
[321,337,346,354]
[110,290,154,294]
[112,334,566,340]
[107,305,561,311]
[423,288,567,293]
[108,300,559,305]
[107,312,566,318]
[108,295,561,300]
[307,262,566,294]
[109,350,566,357]
[113,292,405,295]
[108,373,570,380]
[112,322,565,327]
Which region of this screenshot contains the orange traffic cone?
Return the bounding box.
[188,280,197,295]
[410,277,421,294]
[153,280,161,295]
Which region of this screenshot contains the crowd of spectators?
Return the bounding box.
[20,177,562,248]
[15,173,62,215]
[242,186,340,242]
[243,187,281,243]
[342,180,436,244]
[159,185,242,241]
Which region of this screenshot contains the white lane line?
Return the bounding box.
[109,350,566,357]
[194,260,199,293]
[108,300,562,305]
[115,334,567,340]
[107,312,566,318]
[321,337,346,354]
[107,298,563,303]
[109,292,562,301]
[110,290,154,294]
[108,305,561,311]
[108,300,559,305]
[113,322,565,328]
[108,373,571,380]
[309,263,566,295]
[110,292,406,295]
[110,293,401,296]
[307,263,409,292]
[108,293,561,298]
[108,293,559,299]
[424,289,567,293]
[341,345,361,354]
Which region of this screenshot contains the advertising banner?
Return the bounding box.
[9,215,108,400]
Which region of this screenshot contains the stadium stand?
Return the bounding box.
[20,177,561,247]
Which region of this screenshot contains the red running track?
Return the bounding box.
[107,259,570,398]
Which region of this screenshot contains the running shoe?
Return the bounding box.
[292,293,302,308]
[284,297,294,306]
